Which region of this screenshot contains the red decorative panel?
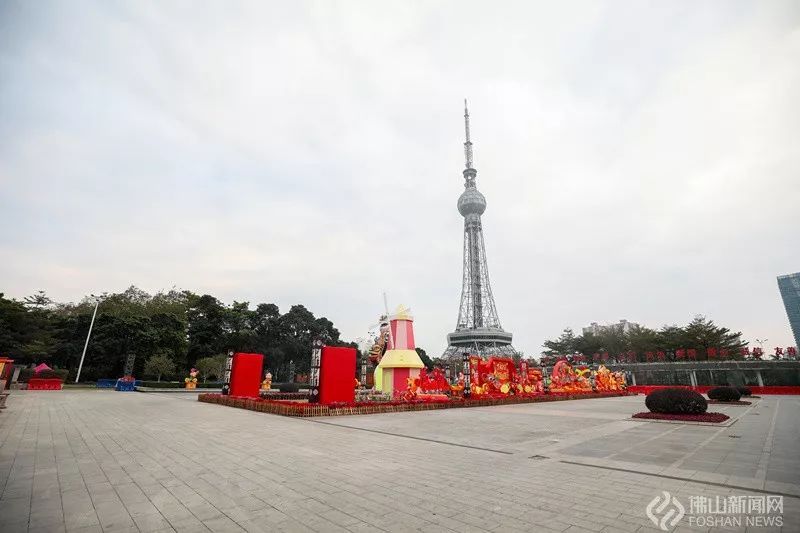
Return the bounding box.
[319,346,356,405]
[392,367,410,393]
[230,353,263,398]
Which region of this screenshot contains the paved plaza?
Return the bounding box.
[1,391,798,532]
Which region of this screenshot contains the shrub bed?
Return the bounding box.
[260,391,309,400]
[645,388,707,414]
[138,381,223,389]
[18,368,69,383]
[277,382,300,393]
[736,386,753,397]
[632,412,729,423]
[707,387,741,402]
[198,390,632,417]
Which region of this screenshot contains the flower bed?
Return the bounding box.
[632,411,729,423]
[708,400,751,405]
[198,391,631,417]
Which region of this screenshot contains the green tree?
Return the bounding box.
[415,347,433,369]
[195,355,227,383]
[626,325,660,361]
[143,352,176,382]
[0,293,31,358]
[23,290,53,308]
[682,316,746,358]
[542,328,578,356]
[186,294,227,363]
[0,287,357,382]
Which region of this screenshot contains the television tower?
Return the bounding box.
[442,101,516,359]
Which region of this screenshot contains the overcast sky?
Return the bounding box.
[1,1,798,355]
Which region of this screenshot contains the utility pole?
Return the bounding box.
[75,295,100,383]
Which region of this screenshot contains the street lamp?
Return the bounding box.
[755,338,768,351]
[75,294,100,383]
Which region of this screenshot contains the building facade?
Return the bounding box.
[582,319,639,336]
[778,272,800,350]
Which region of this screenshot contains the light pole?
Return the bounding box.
[75,295,100,383]
[755,338,767,351]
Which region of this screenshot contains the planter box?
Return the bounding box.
[199,390,632,418]
[27,378,63,390]
[115,379,141,391]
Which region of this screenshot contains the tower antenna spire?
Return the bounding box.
[464,99,473,169]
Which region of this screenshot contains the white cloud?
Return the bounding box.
[1,0,798,353]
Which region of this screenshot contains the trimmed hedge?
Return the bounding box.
[707,386,741,402]
[736,386,752,397]
[645,387,707,414]
[138,381,223,389]
[278,382,300,393]
[17,368,69,383]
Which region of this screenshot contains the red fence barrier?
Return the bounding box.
[27,378,63,390]
[627,385,800,395]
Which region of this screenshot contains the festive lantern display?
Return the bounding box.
[374,305,425,395]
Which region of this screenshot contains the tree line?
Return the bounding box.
[540,316,752,365]
[0,286,355,381]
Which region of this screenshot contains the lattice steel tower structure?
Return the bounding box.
[442,102,516,359]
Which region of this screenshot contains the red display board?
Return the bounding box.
[230,352,263,398]
[319,346,356,405]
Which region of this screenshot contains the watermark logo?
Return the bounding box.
[646,491,685,530]
[645,493,785,529]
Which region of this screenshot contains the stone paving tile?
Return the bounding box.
[1,392,800,532]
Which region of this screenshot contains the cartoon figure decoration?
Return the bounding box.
[185,368,198,389]
[590,365,627,391]
[367,316,390,366]
[261,372,272,391]
[527,368,544,393]
[549,359,591,393]
[451,372,466,397]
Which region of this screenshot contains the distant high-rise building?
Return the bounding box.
[582,319,639,336]
[777,272,800,349]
